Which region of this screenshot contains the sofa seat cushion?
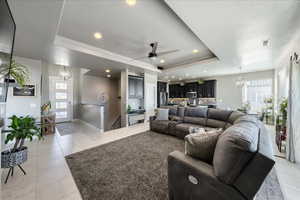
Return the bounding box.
[213,121,259,184]
[174,123,205,139]
[183,116,206,126]
[169,115,182,121]
[206,119,227,129]
[185,131,221,163]
[150,119,182,136]
[150,120,171,134]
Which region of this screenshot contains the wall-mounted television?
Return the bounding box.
[0,0,16,103]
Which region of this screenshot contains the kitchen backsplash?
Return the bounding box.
[168,98,216,105]
[128,98,144,110]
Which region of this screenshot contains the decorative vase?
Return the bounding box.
[1,147,28,168]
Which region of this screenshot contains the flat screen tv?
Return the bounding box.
[0,0,16,103]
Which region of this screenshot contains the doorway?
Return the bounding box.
[49,76,73,123]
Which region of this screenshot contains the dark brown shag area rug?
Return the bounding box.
[65,131,284,200]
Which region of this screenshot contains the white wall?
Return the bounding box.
[207,70,274,110]
[120,69,128,127]
[144,72,158,121]
[6,56,42,123]
[274,31,300,163]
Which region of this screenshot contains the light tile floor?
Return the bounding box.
[0,121,299,200]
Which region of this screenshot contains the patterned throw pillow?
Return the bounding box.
[184,131,221,163]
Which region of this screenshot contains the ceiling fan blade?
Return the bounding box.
[129,55,149,62]
[157,49,179,56]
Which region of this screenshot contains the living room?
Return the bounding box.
[1,0,300,200]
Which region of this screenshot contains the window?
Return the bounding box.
[56,102,67,109]
[56,82,67,90]
[56,111,67,119]
[243,79,272,113]
[56,92,67,100]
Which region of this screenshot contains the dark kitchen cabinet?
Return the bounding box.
[158,82,167,92]
[169,84,174,98]
[197,83,205,98]
[128,76,144,99]
[205,80,216,98]
[169,80,216,98]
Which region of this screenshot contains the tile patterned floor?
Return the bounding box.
[0,121,299,200]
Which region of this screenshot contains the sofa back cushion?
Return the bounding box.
[185,107,208,117]
[185,131,221,163]
[228,111,245,124]
[206,109,232,128]
[183,116,206,126]
[213,120,259,184]
[232,116,275,199]
[184,107,207,126]
[169,106,178,116]
[177,107,185,118]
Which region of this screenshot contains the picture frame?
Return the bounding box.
[13,84,36,96]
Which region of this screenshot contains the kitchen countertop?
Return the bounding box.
[80,103,106,106]
[127,109,145,115]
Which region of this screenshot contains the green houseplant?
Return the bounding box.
[279,98,288,126]
[4,115,42,151]
[0,59,29,86]
[1,115,42,183]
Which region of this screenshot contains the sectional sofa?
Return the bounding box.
[150,106,275,200]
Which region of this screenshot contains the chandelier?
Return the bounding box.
[235,66,248,87]
[59,66,72,80]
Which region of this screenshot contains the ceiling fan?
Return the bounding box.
[133,42,179,61]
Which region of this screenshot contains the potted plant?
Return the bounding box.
[279,98,288,126]
[1,115,42,183]
[0,59,29,86]
[127,105,132,114]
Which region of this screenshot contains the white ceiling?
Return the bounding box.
[58,0,214,67]
[8,0,300,81]
[163,0,300,81]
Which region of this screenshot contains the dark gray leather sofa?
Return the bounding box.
[150,106,275,200]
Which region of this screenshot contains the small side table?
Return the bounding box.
[41,113,56,135]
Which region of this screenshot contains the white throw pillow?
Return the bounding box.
[156,108,169,120]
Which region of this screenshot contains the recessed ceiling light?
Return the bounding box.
[126,0,136,6]
[203,70,208,73]
[160,59,165,64]
[105,69,110,73]
[171,75,175,79]
[192,49,199,53]
[94,32,102,39]
[107,74,111,78]
[185,73,189,77]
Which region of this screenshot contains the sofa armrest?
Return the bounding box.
[168,151,244,200]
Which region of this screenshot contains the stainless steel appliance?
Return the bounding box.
[158,92,168,107]
[186,92,197,106]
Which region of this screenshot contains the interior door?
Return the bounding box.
[49,76,73,123]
